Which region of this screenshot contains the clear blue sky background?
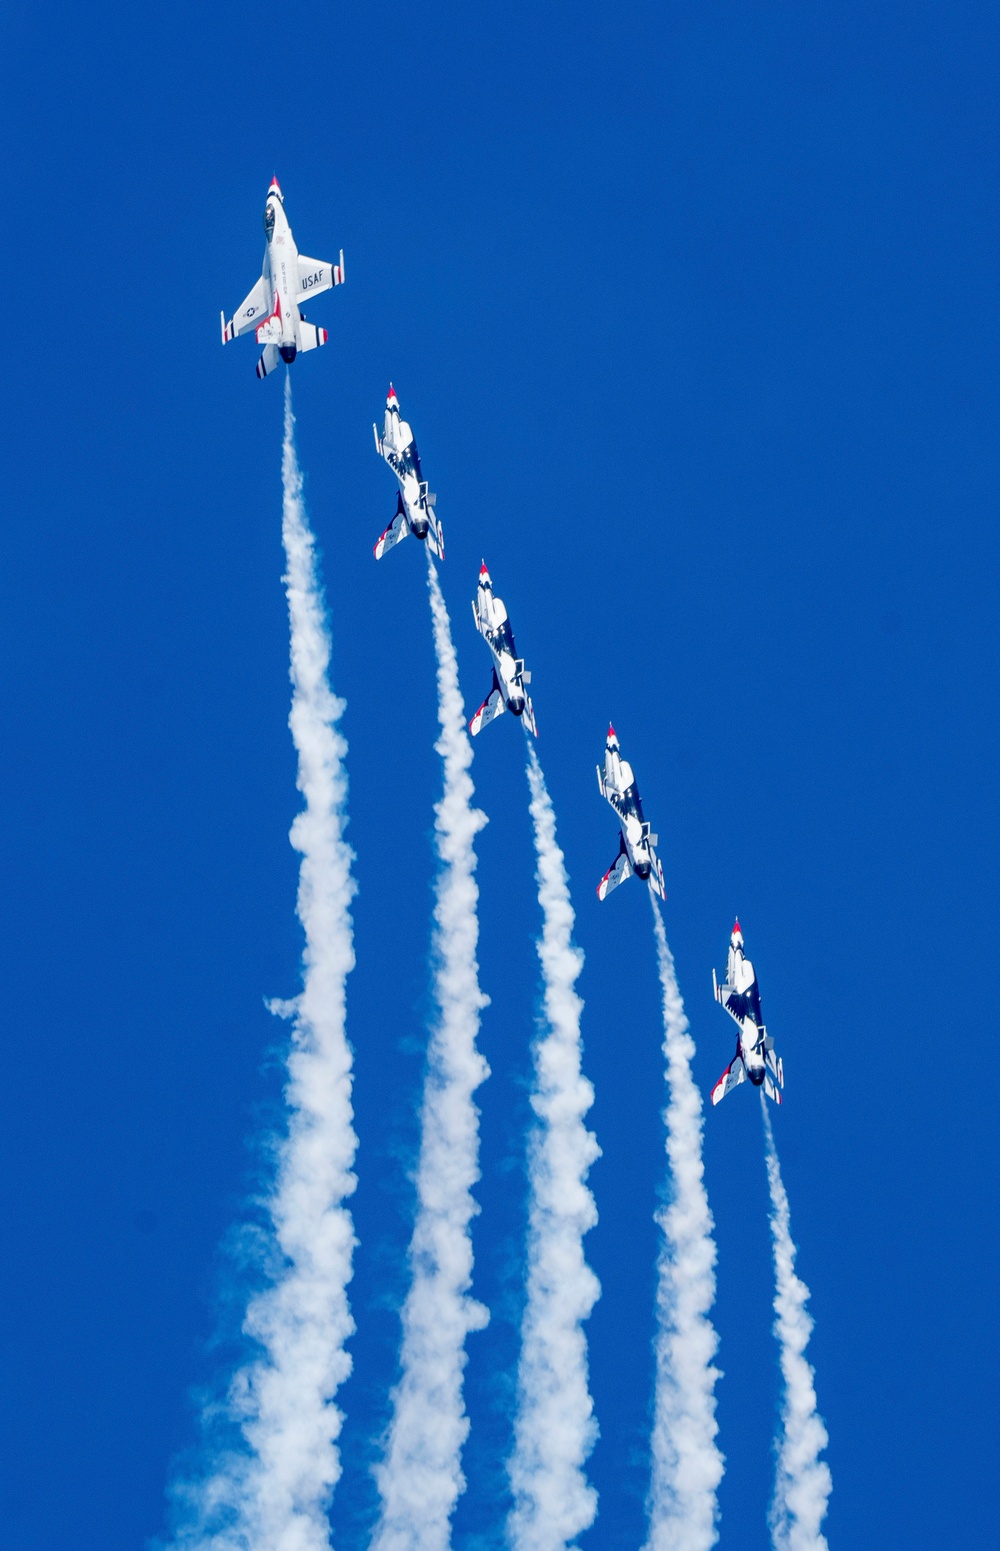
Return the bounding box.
[0,2,996,1548]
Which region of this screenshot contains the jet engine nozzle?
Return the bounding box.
[280,344,297,364]
[509,695,526,718]
[411,516,430,540]
[748,1066,766,1087]
[635,860,652,880]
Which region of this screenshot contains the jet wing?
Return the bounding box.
[297,252,345,300]
[469,671,505,736]
[374,494,409,560]
[711,1055,747,1106]
[597,834,633,901]
[222,275,271,343]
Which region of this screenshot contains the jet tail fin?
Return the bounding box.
[256,344,281,379]
[711,1054,747,1106]
[374,493,409,560]
[469,670,505,736]
[597,833,632,901]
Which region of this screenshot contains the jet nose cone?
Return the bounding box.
[479,560,490,578]
[387,383,398,405]
[732,917,743,940]
[608,723,617,739]
[268,176,283,198]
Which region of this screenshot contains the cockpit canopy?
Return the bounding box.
[264,205,276,242]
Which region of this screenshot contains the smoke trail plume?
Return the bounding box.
[760,1098,831,1551]
[372,551,490,1551]
[507,742,601,1551]
[645,901,723,1551]
[169,378,358,1551]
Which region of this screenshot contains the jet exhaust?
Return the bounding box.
[507,741,601,1551]
[760,1098,832,1551]
[645,900,724,1551]
[169,379,358,1549]
[372,550,490,1551]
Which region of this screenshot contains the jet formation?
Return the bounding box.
[221,178,344,379]
[711,920,784,1105]
[220,182,790,1106]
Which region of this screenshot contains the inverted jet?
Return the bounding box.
[468,563,537,737]
[373,386,444,560]
[596,726,665,900]
[711,919,784,1105]
[221,178,344,379]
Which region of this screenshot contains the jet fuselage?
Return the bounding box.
[379,400,429,538]
[263,188,301,361]
[473,579,526,716]
[711,921,784,1105]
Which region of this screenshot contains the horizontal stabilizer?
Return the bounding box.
[256,343,281,379]
[522,696,538,738]
[764,1071,783,1106]
[597,834,632,901]
[426,509,445,562]
[711,1055,747,1106]
[374,493,409,560]
[298,322,328,353]
[470,672,505,736]
[648,853,666,900]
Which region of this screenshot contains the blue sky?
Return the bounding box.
[0,2,997,1548]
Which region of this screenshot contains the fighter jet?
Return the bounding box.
[468,563,537,737]
[373,386,444,560]
[711,919,784,1105]
[221,178,344,379]
[596,726,665,900]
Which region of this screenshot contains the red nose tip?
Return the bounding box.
[733,918,742,936]
[480,561,489,576]
[387,383,397,400]
[608,723,617,739]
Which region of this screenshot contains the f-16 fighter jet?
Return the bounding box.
[468,563,537,737]
[221,178,344,380]
[711,919,784,1106]
[373,386,444,560]
[596,726,665,900]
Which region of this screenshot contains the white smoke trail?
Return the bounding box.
[507,741,601,1551]
[371,551,490,1551]
[645,900,723,1551]
[760,1097,832,1551]
[170,378,358,1551]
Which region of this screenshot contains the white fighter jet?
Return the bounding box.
[596,726,665,900]
[373,386,444,560]
[468,563,537,737]
[711,919,784,1105]
[221,178,344,379]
